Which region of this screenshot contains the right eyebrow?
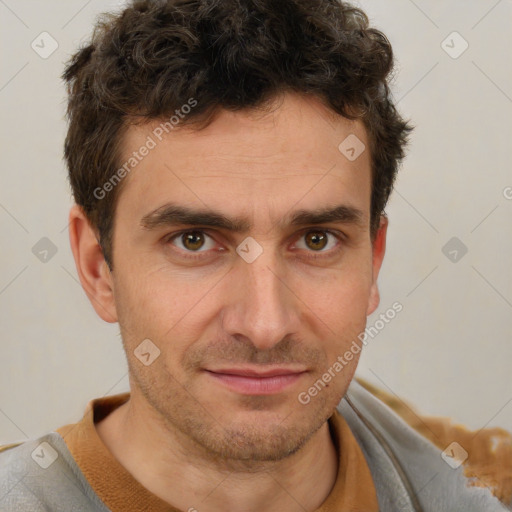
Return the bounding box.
[140,204,251,232]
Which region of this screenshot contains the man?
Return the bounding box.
[1,0,511,510]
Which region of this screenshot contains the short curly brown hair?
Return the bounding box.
[63,0,413,269]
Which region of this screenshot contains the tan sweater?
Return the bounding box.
[55,392,380,511]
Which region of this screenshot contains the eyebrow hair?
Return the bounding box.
[140,202,365,232]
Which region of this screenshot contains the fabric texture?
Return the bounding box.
[0,432,110,511]
[356,377,512,505]
[341,379,511,512]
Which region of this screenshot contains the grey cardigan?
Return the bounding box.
[340,379,510,511]
[0,380,509,511]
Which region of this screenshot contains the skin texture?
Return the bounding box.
[69,92,387,511]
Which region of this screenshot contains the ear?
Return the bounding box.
[68,205,118,323]
[366,215,388,316]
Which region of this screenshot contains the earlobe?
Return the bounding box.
[68,205,118,323]
[366,215,388,316]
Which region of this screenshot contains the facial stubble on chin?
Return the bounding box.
[129,359,343,470]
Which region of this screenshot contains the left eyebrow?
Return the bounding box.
[288,205,365,228]
[140,202,366,232]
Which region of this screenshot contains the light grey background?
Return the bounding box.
[0,0,511,444]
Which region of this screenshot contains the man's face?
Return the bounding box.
[105,92,384,462]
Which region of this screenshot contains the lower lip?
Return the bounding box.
[205,371,306,395]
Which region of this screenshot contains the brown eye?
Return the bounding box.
[304,231,328,251]
[181,231,206,251]
[294,229,342,257]
[168,230,216,253]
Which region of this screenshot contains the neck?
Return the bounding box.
[96,391,339,512]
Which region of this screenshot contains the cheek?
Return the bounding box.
[112,267,216,352]
[306,264,374,358]
[324,283,372,343]
[309,256,373,317]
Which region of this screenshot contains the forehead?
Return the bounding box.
[115,93,372,227]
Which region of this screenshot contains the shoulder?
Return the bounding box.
[0,432,108,511]
[0,434,56,510]
[355,377,512,507]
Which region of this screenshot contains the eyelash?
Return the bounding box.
[163,229,345,261]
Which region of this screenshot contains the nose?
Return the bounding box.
[220,247,301,352]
